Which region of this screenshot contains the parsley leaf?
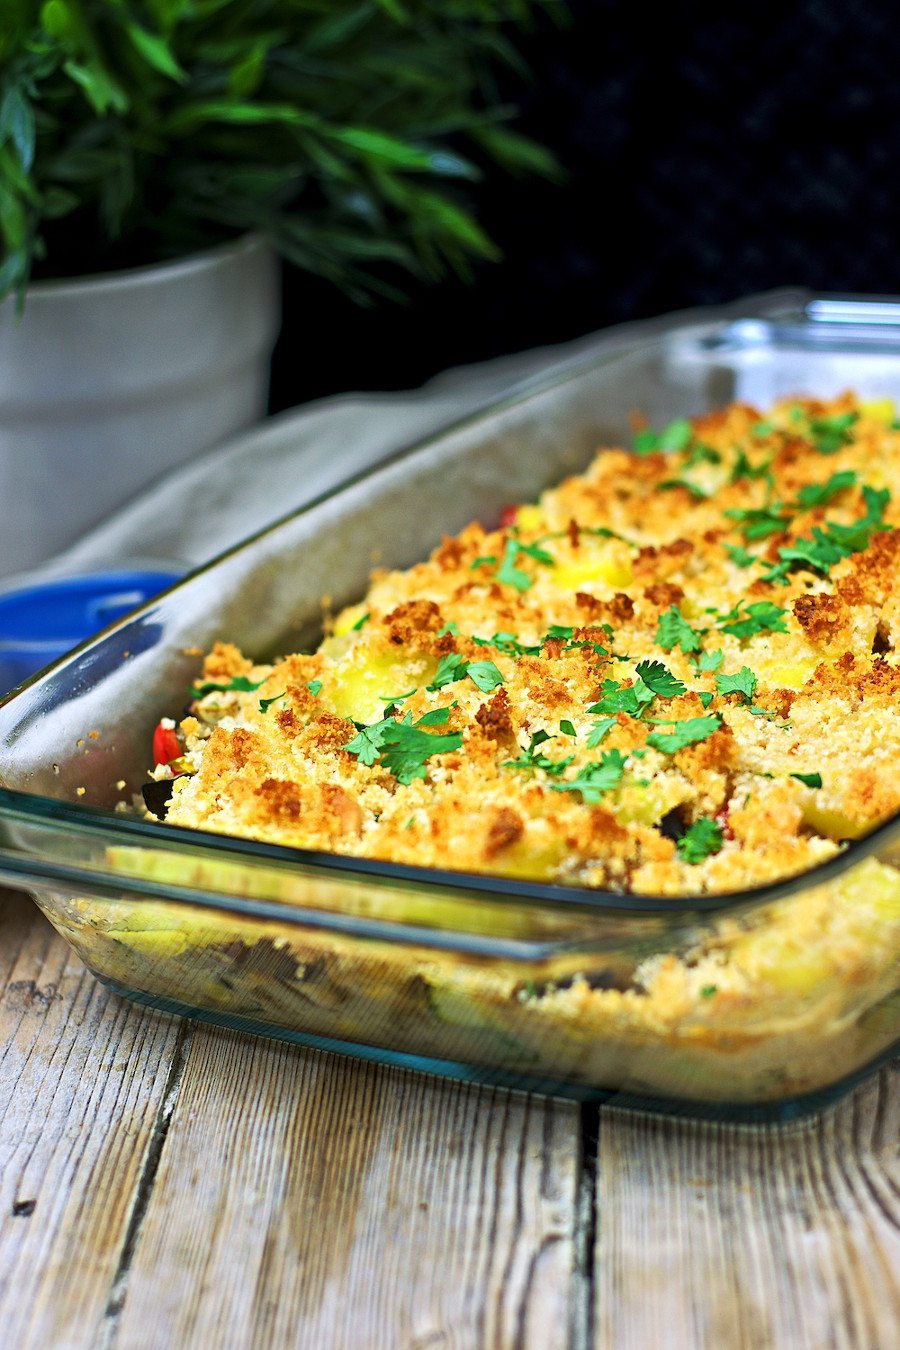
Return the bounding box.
[724,543,757,567]
[676,817,725,863]
[730,448,773,483]
[192,675,266,698]
[717,601,788,640]
[495,537,532,591]
[307,680,323,697]
[559,719,577,737]
[351,611,370,632]
[725,503,790,541]
[791,771,823,789]
[808,411,858,455]
[586,716,617,747]
[427,653,468,691]
[635,659,687,698]
[550,749,627,801]
[473,631,543,658]
[656,605,706,655]
[471,554,497,570]
[467,660,505,692]
[588,676,655,718]
[346,708,462,784]
[504,729,573,777]
[259,690,287,713]
[796,470,857,508]
[698,690,714,708]
[696,648,724,673]
[715,666,758,703]
[646,715,722,755]
[659,477,709,500]
[634,418,693,456]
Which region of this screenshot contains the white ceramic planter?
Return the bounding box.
[0,234,280,579]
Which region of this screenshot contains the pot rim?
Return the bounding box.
[16,232,269,303]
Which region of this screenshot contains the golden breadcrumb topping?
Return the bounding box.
[158,395,900,896]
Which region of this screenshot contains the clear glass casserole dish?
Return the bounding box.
[0,294,898,1121]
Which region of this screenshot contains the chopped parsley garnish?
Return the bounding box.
[646,715,722,755]
[550,749,627,801]
[545,624,574,640]
[730,448,773,482]
[559,719,577,737]
[473,631,543,658]
[724,503,790,541]
[428,654,504,694]
[471,554,497,570]
[494,535,555,592]
[724,543,757,568]
[656,605,706,655]
[437,622,459,637]
[351,611,371,631]
[698,690,714,709]
[259,690,287,713]
[791,771,823,789]
[467,660,505,692]
[659,477,709,500]
[700,984,719,998]
[504,729,573,777]
[586,716,617,748]
[676,817,724,863]
[760,485,891,584]
[796,470,858,508]
[588,676,654,718]
[685,442,721,467]
[695,648,724,673]
[715,666,758,704]
[307,680,323,697]
[717,601,788,640]
[635,659,687,698]
[192,675,266,698]
[634,418,693,456]
[807,410,858,455]
[427,653,468,690]
[345,706,462,784]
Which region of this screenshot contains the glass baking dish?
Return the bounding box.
[0,294,898,1121]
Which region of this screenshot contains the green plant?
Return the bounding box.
[0,1,561,302]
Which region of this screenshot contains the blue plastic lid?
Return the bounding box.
[0,570,180,692]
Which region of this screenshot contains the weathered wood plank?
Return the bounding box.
[594,1065,900,1350]
[0,892,187,1350]
[113,1025,583,1350]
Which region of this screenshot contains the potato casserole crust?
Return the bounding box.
[160,395,900,896]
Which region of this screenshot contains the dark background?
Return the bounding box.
[270,0,900,412]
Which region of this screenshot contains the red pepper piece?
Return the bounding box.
[498,504,519,528]
[715,809,735,841]
[152,722,181,766]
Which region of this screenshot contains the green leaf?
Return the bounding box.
[331,127,433,170]
[586,716,617,748]
[717,601,788,640]
[427,652,468,691]
[346,707,462,784]
[307,680,323,697]
[587,677,654,719]
[696,649,724,673]
[192,675,265,697]
[504,729,572,777]
[646,715,722,755]
[658,477,709,500]
[126,24,187,82]
[791,771,823,789]
[715,666,758,703]
[634,660,687,699]
[633,418,693,456]
[808,411,858,455]
[259,690,287,713]
[0,86,35,171]
[351,611,370,632]
[496,537,532,592]
[559,719,577,737]
[550,749,627,802]
[656,606,706,655]
[796,471,857,508]
[724,543,757,568]
[676,817,724,864]
[725,503,791,541]
[467,660,504,692]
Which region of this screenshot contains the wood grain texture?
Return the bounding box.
[594,1065,900,1350]
[0,892,186,1350]
[112,1024,583,1350]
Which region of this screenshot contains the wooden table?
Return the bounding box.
[1,891,897,1350]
